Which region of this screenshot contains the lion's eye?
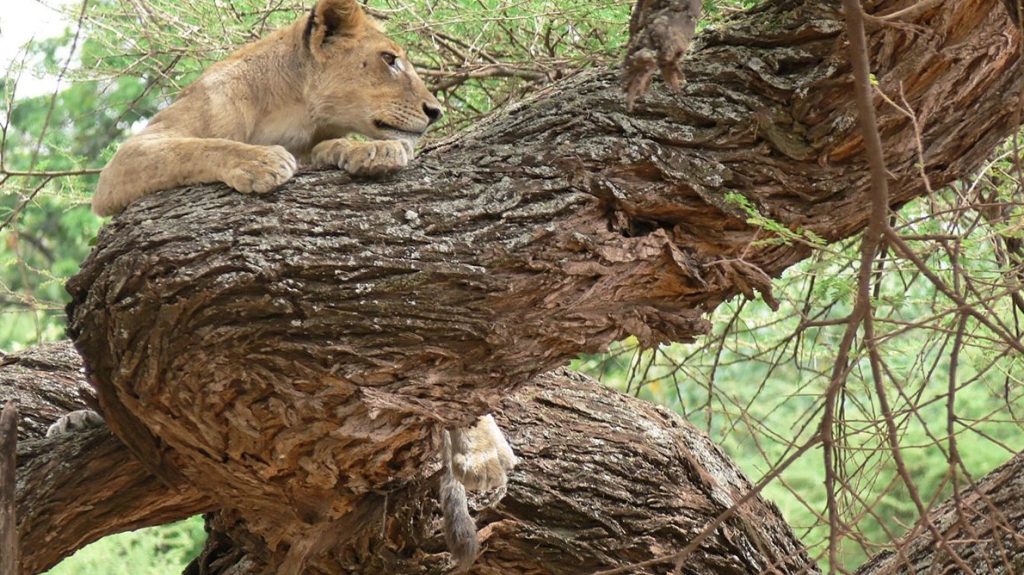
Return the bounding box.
[382,52,398,67]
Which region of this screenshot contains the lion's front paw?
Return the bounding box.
[47,409,105,437]
[224,144,297,194]
[312,138,414,177]
[450,415,518,493]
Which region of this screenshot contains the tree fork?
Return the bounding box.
[6,342,1024,573]
[4,343,817,573]
[25,0,1024,570]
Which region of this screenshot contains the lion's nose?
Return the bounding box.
[423,102,443,125]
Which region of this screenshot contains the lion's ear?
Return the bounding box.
[305,0,365,56]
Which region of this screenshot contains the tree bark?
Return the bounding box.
[30,0,1024,571]
[1,344,214,574]
[8,343,1024,574]
[194,368,823,575]
[854,452,1024,574]
[5,342,817,574]
[1,401,18,575]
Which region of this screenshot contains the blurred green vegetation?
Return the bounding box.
[573,207,1024,566]
[2,0,1021,573]
[43,518,206,575]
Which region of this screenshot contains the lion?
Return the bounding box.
[83,0,517,570]
[92,0,443,216]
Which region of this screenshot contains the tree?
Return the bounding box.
[4,0,1024,573]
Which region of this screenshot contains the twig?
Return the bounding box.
[843,0,977,572]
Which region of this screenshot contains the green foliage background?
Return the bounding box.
[2,0,1021,573]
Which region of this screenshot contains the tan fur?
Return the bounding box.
[442,414,518,571]
[93,0,442,216]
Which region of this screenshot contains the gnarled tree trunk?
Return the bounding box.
[5,343,815,574]
[6,343,1024,573]
[6,0,1024,572]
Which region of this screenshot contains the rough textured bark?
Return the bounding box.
[854,452,1024,574]
[1,401,18,575]
[195,369,821,575]
[8,345,1024,574]
[27,0,1024,571]
[5,343,816,574]
[1,342,97,440]
[0,344,214,574]
[58,0,1024,566]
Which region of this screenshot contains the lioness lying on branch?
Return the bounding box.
[92,0,442,217]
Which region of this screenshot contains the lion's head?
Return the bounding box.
[302,0,443,145]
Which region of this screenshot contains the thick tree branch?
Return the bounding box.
[855,450,1024,573]
[196,369,822,574]
[1,343,96,440]
[1,344,214,574]
[6,343,816,573]
[16,428,214,573]
[8,343,1024,574]
[41,0,1024,570]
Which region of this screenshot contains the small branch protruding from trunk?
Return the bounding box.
[1,401,19,575]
